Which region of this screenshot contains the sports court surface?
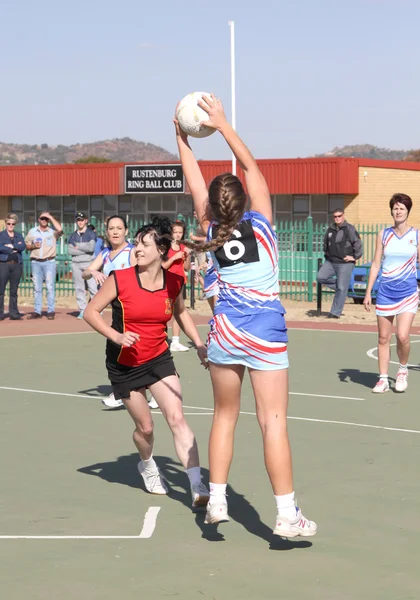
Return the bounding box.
[1,320,420,599]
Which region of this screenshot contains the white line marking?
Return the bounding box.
[138,506,161,538]
[0,387,365,403]
[0,535,145,540]
[367,339,420,367]
[0,331,94,340]
[1,387,418,434]
[0,506,161,540]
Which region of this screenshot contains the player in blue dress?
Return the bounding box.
[203,253,218,313]
[174,94,317,539]
[364,193,420,393]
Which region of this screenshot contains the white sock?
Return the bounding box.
[209,482,227,502]
[185,466,201,487]
[399,364,408,372]
[379,374,388,381]
[141,455,157,471]
[172,336,179,343]
[275,491,296,519]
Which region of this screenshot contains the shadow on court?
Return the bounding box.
[78,384,113,397]
[337,368,384,389]
[78,454,312,552]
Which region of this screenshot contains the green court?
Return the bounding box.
[1,328,420,599]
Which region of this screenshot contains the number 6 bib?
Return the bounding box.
[213,220,259,268]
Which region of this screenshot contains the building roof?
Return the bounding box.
[0,157,419,197]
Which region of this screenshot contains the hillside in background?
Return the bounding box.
[316,144,411,161]
[0,137,178,165]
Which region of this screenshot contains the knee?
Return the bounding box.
[134,420,154,438]
[166,411,186,432]
[396,333,410,347]
[378,334,391,346]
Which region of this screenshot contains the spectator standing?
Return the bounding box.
[68,212,98,319]
[317,209,363,318]
[0,213,26,320]
[25,212,63,320]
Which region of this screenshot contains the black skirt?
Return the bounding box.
[106,349,178,400]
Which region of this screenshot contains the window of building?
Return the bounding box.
[328,194,344,216]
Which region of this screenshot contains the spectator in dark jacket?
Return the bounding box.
[68,212,98,319]
[317,209,363,318]
[0,213,26,320]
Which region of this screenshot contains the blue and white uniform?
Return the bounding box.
[376,227,419,316]
[207,210,288,370]
[203,253,219,299]
[102,244,134,277]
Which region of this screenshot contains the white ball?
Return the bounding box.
[176,92,216,139]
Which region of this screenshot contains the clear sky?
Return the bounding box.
[0,0,418,160]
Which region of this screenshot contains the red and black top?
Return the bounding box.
[167,244,188,282]
[106,267,184,367]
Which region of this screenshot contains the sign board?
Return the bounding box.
[124,164,184,194]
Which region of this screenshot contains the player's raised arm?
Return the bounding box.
[197,94,272,225]
[174,118,210,235]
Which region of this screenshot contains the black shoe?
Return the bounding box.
[327,313,340,319]
[10,315,23,320]
[29,312,42,319]
[47,312,55,320]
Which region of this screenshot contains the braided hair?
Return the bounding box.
[186,173,247,252]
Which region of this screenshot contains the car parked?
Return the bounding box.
[348,263,420,304]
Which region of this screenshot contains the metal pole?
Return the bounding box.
[190,252,196,310]
[316,258,322,316]
[228,20,236,175]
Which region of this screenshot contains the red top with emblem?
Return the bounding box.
[107,267,184,367]
[167,243,188,282]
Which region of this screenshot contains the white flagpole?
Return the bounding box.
[228,20,236,175]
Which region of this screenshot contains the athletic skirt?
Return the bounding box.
[375,287,419,317]
[106,349,178,400]
[203,266,219,299]
[207,313,289,370]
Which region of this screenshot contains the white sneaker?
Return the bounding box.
[372,379,390,394]
[204,497,229,524]
[395,369,408,392]
[137,461,168,495]
[191,481,210,510]
[170,341,189,352]
[102,392,124,408]
[147,393,159,409]
[273,507,317,538]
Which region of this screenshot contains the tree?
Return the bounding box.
[74,156,112,164]
[405,149,420,162]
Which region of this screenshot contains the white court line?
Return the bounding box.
[367,339,420,368]
[139,506,161,538]
[0,506,161,540]
[0,331,94,340]
[0,387,365,403]
[1,386,419,435]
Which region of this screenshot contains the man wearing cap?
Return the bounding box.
[68,212,98,319]
[25,212,63,320]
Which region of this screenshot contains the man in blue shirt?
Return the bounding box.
[68,212,98,319]
[25,212,63,319]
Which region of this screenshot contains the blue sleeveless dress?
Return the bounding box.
[207,210,288,370]
[102,244,134,277]
[376,227,419,316]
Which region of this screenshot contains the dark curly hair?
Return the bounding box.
[135,216,172,259]
[185,172,247,252]
[389,193,413,215]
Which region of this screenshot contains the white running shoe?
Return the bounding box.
[273,507,317,538]
[372,379,390,394]
[102,393,124,408]
[137,461,168,495]
[204,498,229,524]
[191,482,210,510]
[395,369,408,392]
[147,393,159,409]
[170,341,189,352]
